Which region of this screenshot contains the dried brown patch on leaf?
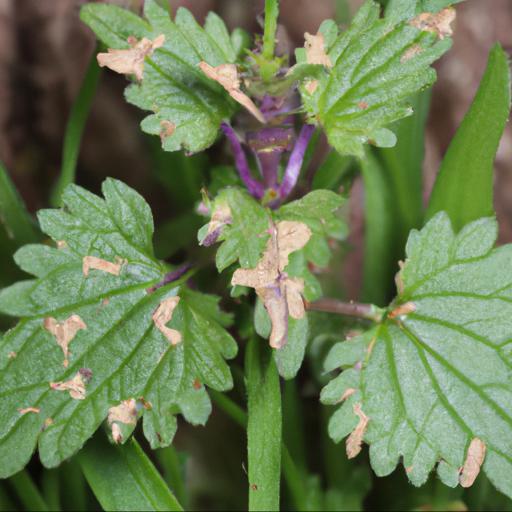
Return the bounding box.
[459,438,486,487]
[401,44,423,63]
[358,101,369,110]
[341,388,356,401]
[97,34,165,81]
[346,403,369,459]
[108,398,138,444]
[231,221,312,348]
[159,120,175,142]
[304,32,332,68]
[7,351,16,359]
[304,80,319,95]
[199,62,265,123]
[201,202,232,247]
[410,8,456,40]
[56,240,67,250]
[388,301,416,320]
[50,369,91,400]
[44,314,86,367]
[18,407,40,415]
[82,255,126,277]
[153,296,182,345]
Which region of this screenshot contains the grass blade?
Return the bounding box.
[78,434,182,512]
[51,52,101,206]
[426,44,511,230]
[0,161,38,245]
[8,471,48,512]
[246,338,281,511]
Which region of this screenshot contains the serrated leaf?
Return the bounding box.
[199,187,271,272]
[385,0,465,23]
[80,0,250,153]
[323,212,512,498]
[296,0,453,157]
[276,190,346,297]
[0,179,237,477]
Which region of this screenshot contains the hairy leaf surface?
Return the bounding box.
[296,0,453,157]
[0,179,236,477]
[323,213,512,498]
[81,0,249,153]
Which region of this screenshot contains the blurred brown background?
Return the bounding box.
[0,0,511,251]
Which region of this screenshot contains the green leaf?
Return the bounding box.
[426,44,511,231]
[79,434,182,511]
[80,0,250,153]
[297,0,452,157]
[0,161,38,246]
[0,179,237,477]
[323,212,512,498]
[385,0,465,23]
[199,187,271,272]
[276,190,346,296]
[246,338,281,511]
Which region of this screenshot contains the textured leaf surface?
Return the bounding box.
[323,213,512,498]
[385,0,465,23]
[297,0,452,157]
[0,179,236,477]
[81,0,249,153]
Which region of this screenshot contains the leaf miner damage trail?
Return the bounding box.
[50,368,92,400]
[108,398,138,444]
[346,403,369,459]
[304,32,332,68]
[410,8,456,40]
[459,438,486,488]
[152,296,182,345]
[232,220,311,348]
[43,314,87,367]
[97,34,165,81]
[82,255,126,277]
[199,62,265,123]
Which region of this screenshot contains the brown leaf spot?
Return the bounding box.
[82,256,125,277]
[18,407,40,415]
[232,221,311,348]
[44,314,86,367]
[102,298,110,307]
[459,438,486,487]
[108,398,138,444]
[50,370,90,400]
[199,62,265,123]
[56,240,67,250]
[160,120,175,142]
[153,296,182,345]
[304,79,319,94]
[346,403,369,459]
[304,32,332,67]
[388,301,416,320]
[193,379,202,390]
[410,8,456,40]
[358,101,369,110]
[250,483,258,491]
[7,351,16,359]
[401,44,423,63]
[97,34,165,81]
[43,418,54,429]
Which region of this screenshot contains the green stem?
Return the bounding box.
[51,50,101,206]
[262,0,279,61]
[41,470,61,511]
[0,161,38,245]
[246,338,281,511]
[8,470,48,511]
[211,382,307,511]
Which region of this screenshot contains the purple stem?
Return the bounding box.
[221,122,264,199]
[147,263,192,293]
[279,124,315,199]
